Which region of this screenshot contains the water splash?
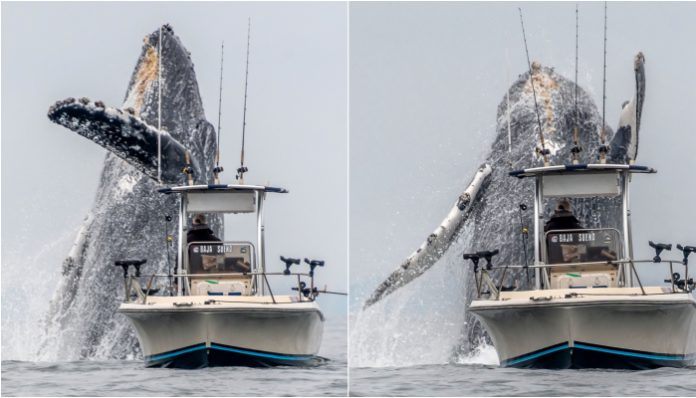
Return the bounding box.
[454,342,500,366]
[350,227,472,367]
[1,226,78,360]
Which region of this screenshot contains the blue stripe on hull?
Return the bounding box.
[144,343,322,368]
[502,342,696,370]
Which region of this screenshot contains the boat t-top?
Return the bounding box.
[468,163,695,369]
[115,183,326,368]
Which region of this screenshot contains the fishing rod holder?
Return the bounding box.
[649,241,672,263]
[464,250,502,299]
[292,281,319,299]
[463,250,499,271]
[114,259,147,278]
[676,244,696,266]
[236,166,248,180]
[280,256,300,275]
[664,272,694,293]
[304,258,325,277]
[114,259,154,303]
[463,253,481,272]
[479,249,500,270]
[570,144,582,164]
[535,147,551,158]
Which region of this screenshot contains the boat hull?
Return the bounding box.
[469,289,696,369]
[119,296,324,368]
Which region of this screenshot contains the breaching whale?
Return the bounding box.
[40,25,223,360]
[363,54,645,350]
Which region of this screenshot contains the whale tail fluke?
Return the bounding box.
[48,98,196,184]
[364,164,493,309]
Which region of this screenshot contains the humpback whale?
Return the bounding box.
[363,54,646,352]
[40,25,223,360]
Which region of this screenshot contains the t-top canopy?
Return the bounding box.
[159,184,288,214]
[509,163,656,179]
[158,184,289,194]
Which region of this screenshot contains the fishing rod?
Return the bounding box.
[292,285,348,297]
[599,1,609,163]
[165,214,173,296]
[317,287,348,296]
[157,25,163,184]
[518,8,550,166]
[236,18,251,184]
[214,41,225,184]
[518,203,531,285]
[571,4,582,165]
[505,49,513,169]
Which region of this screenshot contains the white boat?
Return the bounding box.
[468,163,696,369]
[115,184,325,368]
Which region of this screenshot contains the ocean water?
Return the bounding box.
[1,316,347,397]
[349,346,696,397]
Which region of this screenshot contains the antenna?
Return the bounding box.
[157,26,163,184]
[571,3,582,164]
[213,41,225,183]
[599,1,609,163]
[237,18,251,184]
[518,8,550,166]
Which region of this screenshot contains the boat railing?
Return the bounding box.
[115,267,319,305]
[466,257,691,300]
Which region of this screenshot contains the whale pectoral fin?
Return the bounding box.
[609,123,632,164]
[363,164,493,309]
[48,98,188,184]
[610,52,645,163]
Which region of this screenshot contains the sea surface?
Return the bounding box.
[1,316,347,397]
[350,358,696,397]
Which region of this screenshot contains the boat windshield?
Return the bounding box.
[187,242,254,274]
[545,229,622,265]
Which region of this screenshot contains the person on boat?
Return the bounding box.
[544,199,583,232]
[187,213,221,243]
[187,214,222,272]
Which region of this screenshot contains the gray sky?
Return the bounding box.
[350,1,696,307]
[1,2,347,317]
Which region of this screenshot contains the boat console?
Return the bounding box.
[545,228,622,289]
[187,241,255,296]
